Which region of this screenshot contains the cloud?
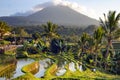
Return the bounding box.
[52,0,98,19]
[11,1,54,16]
[11,11,33,16]
[12,0,98,19]
[32,1,55,12]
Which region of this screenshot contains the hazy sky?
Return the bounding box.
[0,0,120,19]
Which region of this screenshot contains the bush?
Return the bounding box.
[0,40,10,45]
[50,38,66,54]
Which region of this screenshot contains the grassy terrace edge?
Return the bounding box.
[12,58,120,80]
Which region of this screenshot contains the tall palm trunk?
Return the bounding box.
[104,36,113,70]
[105,36,112,58]
[81,46,85,57]
[94,45,98,67]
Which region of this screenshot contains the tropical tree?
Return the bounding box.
[114,28,120,39]
[32,32,41,41]
[0,21,11,39]
[78,27,104,68]
[86,36,95,54]
[84,36,96,66]
[78,32,89,59]
[100,11,120,58]
[50,38,65,54]
[93,27,104,67]
[42,21,59,40]
[42,21,60,48]
[12,27,29,37]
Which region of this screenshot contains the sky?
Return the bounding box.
[0,0,120,20]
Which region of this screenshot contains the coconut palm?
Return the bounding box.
[86,36,95,54]
[93,27,104,67]
[114,28,120,39]
[100,11,120,58]
[83,27,104,67]
[42,21,60,47]
[84,36,96,66]
[32,32,41,41]
[78,32,89,58]
[42,21,59,40]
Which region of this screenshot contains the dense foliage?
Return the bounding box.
[0,11,120,79]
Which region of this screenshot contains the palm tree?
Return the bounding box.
[42,21,59,47]
[0,21,11,39]
[42,21,59,40]
[32,32,41,41]
[114,28,120,39]
[93,27,104,67]
[100,11,120,58]
[86,36,95,54]
[78,32,89,58]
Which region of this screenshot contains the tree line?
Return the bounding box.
[0,11,120,74]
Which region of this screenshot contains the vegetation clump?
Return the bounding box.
[0,11,120,79]
[22,61,39,74]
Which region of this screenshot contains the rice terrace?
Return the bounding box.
[0,0,120,80]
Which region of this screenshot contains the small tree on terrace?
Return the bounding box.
[0,21,11,39]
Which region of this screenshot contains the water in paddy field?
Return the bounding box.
[35,58,51,78]
[0,56,34,80]
[0,55,52,80]
[0,55,84,80]
[13,58,34,78]
[56,62,83,76]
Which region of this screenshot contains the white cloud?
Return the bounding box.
[32,1,55,12]
[52,0,98,19]
[12,0,98,19]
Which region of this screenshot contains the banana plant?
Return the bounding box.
[50,38,65,54]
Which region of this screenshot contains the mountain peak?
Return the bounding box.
[0,5,99,27]
[27,5,99,27]
[11,1,97,19]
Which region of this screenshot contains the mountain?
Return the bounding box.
[0,5,99,27]
[11,11,33,16]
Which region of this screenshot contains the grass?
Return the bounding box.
[0,65,6,71]
[12,58,120,80]
[4,50,16,55]
[21,61,39,75]
[13,61,40,80]
[0,40,10,45]
[52,71,120,80]
[44,61,58,79]
[12,73,40,80]
[0,63,16,77]
[28,54,41,58]
[53,63,120,80]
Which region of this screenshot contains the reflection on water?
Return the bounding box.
[78,65,83,71]
[35,58,50,78]
[0,55,83,79]
[0,55,34,80]
[0,55,17,80]
[0,55,51,79]
[56,62,83,76]
[69,62,76,71]
[13,58,34,78]
[56,65,66,76]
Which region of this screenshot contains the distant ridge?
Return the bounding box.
[0,5,99,27]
